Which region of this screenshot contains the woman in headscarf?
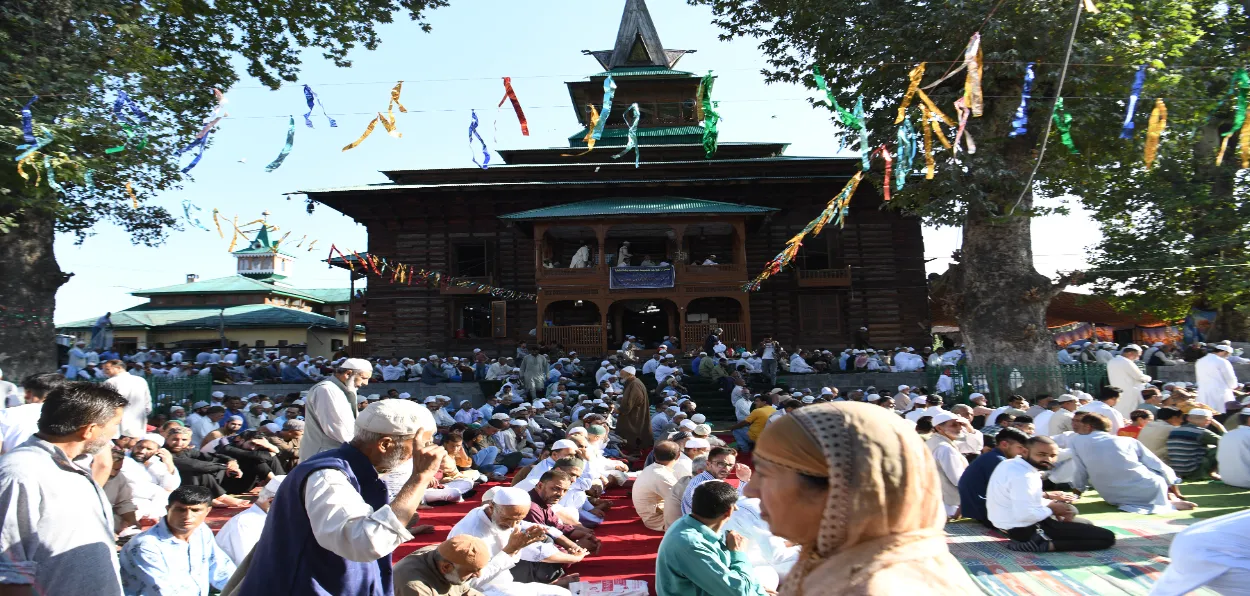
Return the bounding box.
[748,401,979,595]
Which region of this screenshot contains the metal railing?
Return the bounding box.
[148,376,216,412]
[682,322,748,351]
[924,363,1109,407]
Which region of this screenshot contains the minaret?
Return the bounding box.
[233,212,295,281]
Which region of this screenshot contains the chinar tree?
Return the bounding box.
[692,0,1241,370]
[1,0,447,380]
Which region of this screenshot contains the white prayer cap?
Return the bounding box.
[491,487,531,507]
[510,419,529,427]
[821,387,834,396]
[460,400,471,405]
[1122,344,1143,353]
[931,412,959,426]
[666,406,680,414]
[211,391,225,399]
[1188,408,1213,418]
[1215,343,1234,353]
[424,396,438,404]
[621,366,637,375]
[263,475,286,494]
[491,413,510,420]
[339,358,373,372]
[139,433,165,447]
[898,384,910,391]
[355,399,435,436]
[913,396,928,405]
[430,355,440,360]
[437,395,451,401]
[1054,394,1077,403]
[473,348,481,353]
[193,401,210,409]
[968,393,987,402]
[293,399,306,405]
[568,427,588,436]
[263,423,281,433]
[552,439,578,451]
[802,396,816,404]
[685,438,711,449]
[356,395,369,403]
[694,424,712,436]
[866,393,881,401]
[691,413,706,424]
[679,420,697,431]
[260,401,273,409]
[398,392,411,399]
[247,393,259,399]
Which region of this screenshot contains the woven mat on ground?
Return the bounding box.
[946,518,1217,595]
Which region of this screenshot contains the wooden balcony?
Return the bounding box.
[681,322,748,351]
[538,263,748,300]
[537,265,605,285]
[796,266,852,287]
[539,324,605,356]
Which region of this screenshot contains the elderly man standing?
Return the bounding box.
[616,365,651,453]
[393,535,492,596]
[102,359,153,438]
[1196,343,1240,411]
[1106,345,1151,419]
[301,358,375,460]
[0,382,129,595]
[235,400,447,595]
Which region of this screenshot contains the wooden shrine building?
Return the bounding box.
[304,0,930,358]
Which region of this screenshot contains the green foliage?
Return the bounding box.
[0,0,446,245]
[688,0,1228,225]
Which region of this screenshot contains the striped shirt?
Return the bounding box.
[1166,423,1221,475]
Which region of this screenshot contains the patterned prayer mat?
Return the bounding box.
[946,518,1216,595]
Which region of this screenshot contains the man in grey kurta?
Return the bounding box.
[520,351,549,400]
[1068,428,1182,514]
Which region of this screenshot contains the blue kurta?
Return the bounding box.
[655,514,767,596]
[119,519,235,595]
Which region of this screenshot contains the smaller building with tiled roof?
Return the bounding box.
[58,222,360,358]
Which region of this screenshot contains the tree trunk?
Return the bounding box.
[0,208,68,383]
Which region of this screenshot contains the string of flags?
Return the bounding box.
[327,245,538,301]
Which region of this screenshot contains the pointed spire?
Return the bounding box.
[584,0,693,71]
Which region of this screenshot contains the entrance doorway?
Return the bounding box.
[610,299,675,349]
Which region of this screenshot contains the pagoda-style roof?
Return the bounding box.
[58,303,348,331]
[131,275,327,303]
[499,197,776,220]
[583,0,693,71]
[232,222,297,258]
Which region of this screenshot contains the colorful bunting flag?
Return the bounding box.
[498,77,529,136]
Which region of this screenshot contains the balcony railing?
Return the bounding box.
[681,322,749,352]
[539,324,604,356]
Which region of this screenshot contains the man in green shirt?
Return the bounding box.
[656,480,766,596]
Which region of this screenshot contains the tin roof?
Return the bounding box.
[499,196,775,220]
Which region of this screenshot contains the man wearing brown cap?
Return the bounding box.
[393,535,491,596]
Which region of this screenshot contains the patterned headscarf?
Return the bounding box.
[754,402,949,593]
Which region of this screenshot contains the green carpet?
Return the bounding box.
[1074,480,1250,521]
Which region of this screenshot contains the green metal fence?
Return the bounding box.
[924,364,1109,407]
[146,375,215,412]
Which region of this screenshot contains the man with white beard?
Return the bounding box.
[447,486,573,595]
[300,358,374,460]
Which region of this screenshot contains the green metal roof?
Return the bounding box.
[589,66,695,78]
[57,304,347,331]
[567,125,703,147]
[131,275,327,303]
[499,197,776,220]
[298,288,353,304]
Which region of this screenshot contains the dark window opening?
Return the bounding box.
[453,243,490,278]
[457,301,493,339]
[797,234,832,270]
[799,294,842,333]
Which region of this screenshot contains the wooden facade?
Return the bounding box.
[304,0,929,358]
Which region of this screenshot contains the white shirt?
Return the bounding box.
[1195,353,1239,411]
[0,402,42,453]
[1077,400,1126,434]
[927,434,966,516]
[105,373,153,438]
[987,456,1053,530]
[1106,356,1150,418]
[380,365,406,382]
[302,380,356,459]
[190,417,218,447]
[954,428,985,455]
[1217,425,1250,489]
[215,503,268,564]
[0,381,19,407]
[1151,509,1250,596]
[1033,409,1056,437]
[447,506,561,592]
[654,364,679,384]
[304,468,413,562]
[642,359,661,376]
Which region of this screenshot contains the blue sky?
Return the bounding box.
[52,0,1098,324]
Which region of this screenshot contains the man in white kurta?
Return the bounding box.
[1152,510,1250,596]
[216,475,283,563]
[1068,427,1180,514]
[1105,345,1151,419]
[569,244,591,268]
[926,413,968,517]
[447,488,570,596]
[616,242,631,267]
[1196,346,1239,411]
[1077,391,1126,434]
[102,359,152,438]
[300,358,373,460]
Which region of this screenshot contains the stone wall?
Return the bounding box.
[777,371,929,392]
[1145,363,1250,385]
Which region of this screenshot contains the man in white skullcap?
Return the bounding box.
[1196,343,1240,411]
[447,486,572,595]
[122,433,182,520]
[216,475,285,563]
[1106,344,1152,418]
[236,400,446,593]
[300,357,374,460]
